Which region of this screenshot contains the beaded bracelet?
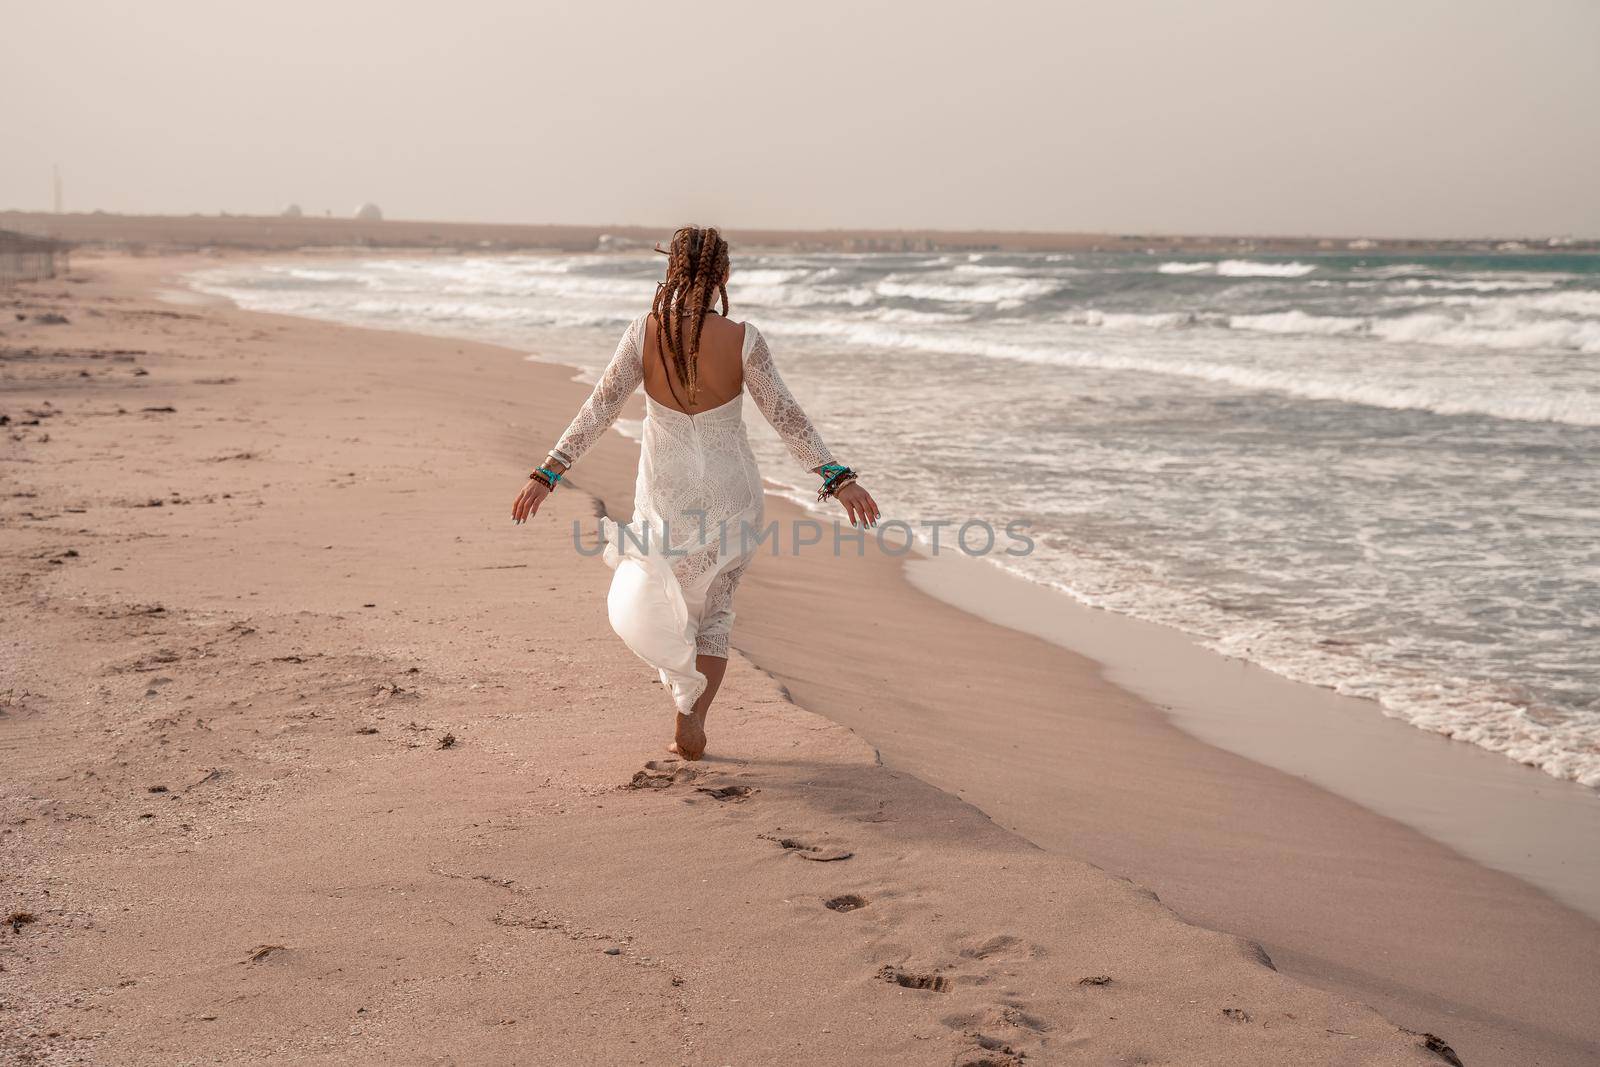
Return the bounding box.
[817,465,859,502]
[530,466,562,491]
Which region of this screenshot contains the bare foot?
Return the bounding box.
[672,713,707,761]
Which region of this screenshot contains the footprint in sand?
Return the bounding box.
[694,784,755,802]
[823,894,868,912]
[942,1001,1052,1066]
[942,1004,1050,1036]
[626,758,701,790]
[877,964,950,992]
[758,832,852,862]
[955,933,1041,962]
[952,1037,1025,1067]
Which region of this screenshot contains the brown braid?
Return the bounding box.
[650,225,730,405]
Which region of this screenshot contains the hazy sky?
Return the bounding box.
[5,0,1597,238]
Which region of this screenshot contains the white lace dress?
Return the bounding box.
[549,314,833,715]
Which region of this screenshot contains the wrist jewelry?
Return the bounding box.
[817,464,859,502]
[531,466,562,491]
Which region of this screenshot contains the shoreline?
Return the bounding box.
[6,251,1596,1064]
[3,252,1459,1065]
[183,251,1600,1064]
[184,250,1600,918]
[907,550,1600,921]
[450,290,1600,1063]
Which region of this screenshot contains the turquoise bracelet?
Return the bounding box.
[532,466,563,490]
[816,464,858,501]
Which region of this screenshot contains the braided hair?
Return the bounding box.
[650,225,730,405]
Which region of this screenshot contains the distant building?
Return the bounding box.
[1496,241,1527,252]
[282,203,304,218]
[354,203,383,221]
[1546,236,1575,247]
[0,229,67,286]
[1347,238,1377,250]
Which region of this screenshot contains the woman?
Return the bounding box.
[511,226,879,760]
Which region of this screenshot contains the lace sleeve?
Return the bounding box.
[549,317,644,467]
[743,324,835,472]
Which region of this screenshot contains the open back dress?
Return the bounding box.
[548,313,834,714]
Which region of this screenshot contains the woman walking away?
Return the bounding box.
[511,225,878,760]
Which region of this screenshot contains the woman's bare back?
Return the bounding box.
[640,311,745,414]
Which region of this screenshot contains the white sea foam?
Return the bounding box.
[987,556,1600,789]
[1352,263,1431,278]
[1054,298,1600,355]
[870,307,973,324]
[1227,310,1368,336]
[734,283,877,308]
[1155,259,1318,278]
[781,318,1600,426]
[875,273,1064,305]
[953,263,1028,276]
[1061,309,1203,331]
[1215,259,1318,277]
[1452,289,1600,317]
[732,268,809,286]
[1392,277,1559,293]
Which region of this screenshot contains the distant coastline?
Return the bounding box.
[3,209,1595,256]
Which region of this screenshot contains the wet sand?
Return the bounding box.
[541,296,1600,1065]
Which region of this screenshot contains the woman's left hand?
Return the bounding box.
[835,482,880,528]
[511,478,551,524]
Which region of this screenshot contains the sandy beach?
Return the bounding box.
[2,252,1594,1065]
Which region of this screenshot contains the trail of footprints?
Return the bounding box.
[622,757,1060,1064]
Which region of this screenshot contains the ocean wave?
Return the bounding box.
[1059,309,1205,331]
[1052,300,1600,354]
[733,268,811,286]
[1391,277,1560,293]
[977,556,1600,788]
[1435,289,1600,317]
[1230,307,1600,354]
[875,273,1065,305]
[734,283,877,308]
[870,307,973,324]
[1351,263,1431,278]
[1228,310,1369,336]
[784,319,1600,426]
[1216,260,1318,277]
[1156,260,1319,278]
[1369,312,1600,353]
[953,263,1028,276]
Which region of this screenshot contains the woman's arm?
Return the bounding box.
[512,318,643,524]
[743,325,880,527]
[743,324,835,472]
[550,317,645,468]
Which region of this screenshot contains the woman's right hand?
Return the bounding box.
[512,478,551,525]
[834,481,880,529]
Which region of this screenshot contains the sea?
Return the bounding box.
[190,249,1600,788]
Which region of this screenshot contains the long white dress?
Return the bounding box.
[549,314,834,715]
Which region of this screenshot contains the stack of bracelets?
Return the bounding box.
[816,463,859,502]
[529,463,563,492]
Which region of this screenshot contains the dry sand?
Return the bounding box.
[0,252,1557,1065]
